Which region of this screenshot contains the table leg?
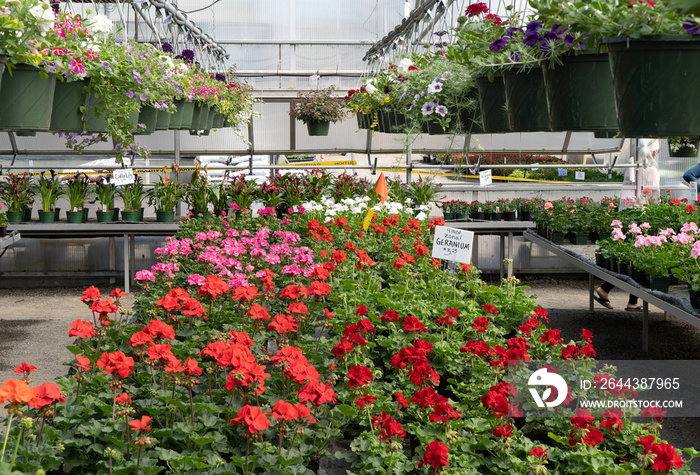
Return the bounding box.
[109,237,116,286]
[123,233,129,294]
[642,301,649,353]
[507,231,514,277]
[130,234,135,285]
[499,234,505,280]
[589,274,595,311]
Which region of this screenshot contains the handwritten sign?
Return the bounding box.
[431,226,474,264]
[479,169,492,187]
[112,168,135,186]
[575,171,585,181]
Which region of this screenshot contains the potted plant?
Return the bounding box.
[117,177,145,221]
[183,166,211,218]
[668,137,699,157]
[147,171,181,223]
[0,173,34,222]
[37,171,64,223]
[0,204,7,237]
[65,173,89,223]
[289,85,346,136]
[93,179,117,222]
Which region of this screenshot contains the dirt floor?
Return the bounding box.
[0,276,699,471]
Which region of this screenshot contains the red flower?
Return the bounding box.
[472,316,490,333]
[356,304,368,315]
[600,408,624,433]
[68,319,96,339]
[74,355,91,372]
[641,405,666,422]
[580,328,593,343]
[91,299,119,316]
[540,329,563,345]
[417,440,450,469]
[354,394,377,408]
[346,365,373,387]
[429,402,462,422]
[128,330,153,347]
[0,379,36,405]
[581,427,604,446]
[144,319,176,340]
[411,387,446,408]
[394,392,409,408]
[114,392,132,404]
[492,424,513,438]
[465,1,488,16]
[181,297,207,317]
[372,411,406,441]
[308,281,331,297]
[145,343,177,364]
[183,358,203,376]
[231,286,261,302]
[271,400,298,421]
[650,443,685,471]
[28,382,65,408]
[268,314,299,334]
[286,302,308,314]
[156,294,181,312]
[380,309,400,322]
[198,275,229,299]
[460,340,491,357]
[14,361,37,375]
[80,286,102,305]
[96,351,135,379]
[109,288,126,299]
[483,304,499,315]
[231,405,270,434]
[530,446,548,460]
[246,303,271,321]
[637,435,656,453]
[279,284,307,300]
[402,315,427,332]
[129,415,152,432]
[571,408,595,429]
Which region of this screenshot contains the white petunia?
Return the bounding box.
[398,57,414,73]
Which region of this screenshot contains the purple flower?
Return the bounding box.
[125,90,134,98]
[421,101,437,116]
[161,43,174,53]
[525,21,543,34]
[490,37,508,51]
[214,73,226,82]
[51,0,60,14]
[683,15,700,35]
[523,33,539,46]
[435,105,448,117]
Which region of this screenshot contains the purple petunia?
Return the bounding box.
[435,105,448,117]
[161,43,174,53]
[683,15,700,35]
[490,37,508,51]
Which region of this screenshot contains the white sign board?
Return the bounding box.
[690,181,698,203]
[558,168,567,177]
[479,169,492,187]
[575,171,585,181]
[112,169,135,186]
[431,226,474,264]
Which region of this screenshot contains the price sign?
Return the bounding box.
[558,168,567,177]
[532,163,539,171]
[479,169,492,187]
[431,226,474,264]
[575,171,586,181]
[112,168,135,186]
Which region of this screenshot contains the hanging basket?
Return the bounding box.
[170,99,195,130]
[458,105,484,134]
[190,104,208,130]
[212,113,225,129]
[502,66,551,132]
[668,140,700,157]
[541,51,618,132]
[474,74,511,133]
[136,106,158,135]
[83,94,139,133]
[0,55,6,90]
[604,35,700,137]
[306,120,330,136]
[356,113,373,130]
[155,109,172,130]
[49,79,88,132]
[0,63,56,131]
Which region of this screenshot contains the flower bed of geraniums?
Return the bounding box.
[0,202,698,474]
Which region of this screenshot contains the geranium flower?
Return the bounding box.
[0,379,36,405]
[354,394,377,408]
[28,382,65,409]
[417,440,450,469]
[402,315,427,332]
[96,351,135,379]
[14,361,37,376]
[268,314,299,334]
[346,365,373,387]
[74,355,91,372]
[80,286,102,305]
[129,415,152,432]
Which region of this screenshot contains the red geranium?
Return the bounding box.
[417,440,450,469]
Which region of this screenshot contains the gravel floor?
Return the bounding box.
[0,278,698,471]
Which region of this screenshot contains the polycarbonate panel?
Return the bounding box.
[226,45,284,73]
[252,103,291,151]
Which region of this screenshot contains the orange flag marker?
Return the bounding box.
[375,172,388,204]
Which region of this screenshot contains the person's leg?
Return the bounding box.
[626,294,641,311]
[683,163,700,184]
[595,283,614,309]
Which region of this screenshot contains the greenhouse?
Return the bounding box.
[1,0,700,473]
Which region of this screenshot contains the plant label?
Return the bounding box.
[113,169,135,186]
[532,163,539,171]
[431,226,474,264]
[558,168,567,177]
[691,182,698,203]
[575,171,585,180]
[479,169,492,187]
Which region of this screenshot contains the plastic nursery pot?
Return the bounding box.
[170,99,195,129]
[502,66,551,132]
[136,106,158,135]
[541,51,618,132]
[0,63,57,131]
[65,210,83,224]
[96,210,114,223]
[38,210,56,223]
[604,35,700,137]
[474,74,511,133]
[121,210,141,222]
[306,120,330,136]
[156,210,175,223]
[83,94,139,133]
[49,79,88,132]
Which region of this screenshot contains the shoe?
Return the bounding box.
[625,306,642,312]
[594,295,613,309]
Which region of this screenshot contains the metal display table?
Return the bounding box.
[0,230,21,255]
[6,223,180,293]
[447,221,534,279]
[524,230,700,352]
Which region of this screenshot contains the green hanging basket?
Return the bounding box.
[83,94,139,133]
[502,66,551,132]
[474,74,511,133]
[306,120,330,136]
[604,35,700,137]
[190,104,208,130]
[169,98,195,129]
[155,108,172,130]
[49,79,88,132]
[136,106,158,135]
[0,63,56,131]
[212,113,225,129]
[0,55,6,89]
[541,51,618,132]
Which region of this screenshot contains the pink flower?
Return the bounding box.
[691,241,700,259]
[134,270,155,282]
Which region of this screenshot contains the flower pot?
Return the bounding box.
[84,94,139,133]
[458,105,484,133]
[650,276,671,293]
[138,207,144,221]
[191,209,211,219]
[112,207,120,221]
[604,35,700,137]
[38,210,55,223]
[206,108,216,130]
[688,287,700,311]
[443,212,455,221]
[0,226,6,238]
[456,213,470,220]
[474,74,511,133]
[569,232,589,245]
[632,266,650,287]
[502,66,551,132]
[212,113,225,129]
[618,262,632,277]
[54,208,61,221]
[541,51,618,132]
[170,99,195,129]
[136,106,158,135]
[490,212,502,221]
[520,210,533,221]
[156,210,175,223]
[549,231,567,245]
[474,211,485,220]
[669,140,699,157]
[503,211,517,221]
[0,55,5,89]
[66,210,84,223]
[96,210,114,222]
[22,208,32,222]
[595,252,606,268]
[0,63,56,131]
[121,209,141,222]
[82,207,89,223]
[49,79,88,132]
[155,109,172,130]
[190,104,208,130]
[306,120,330,136]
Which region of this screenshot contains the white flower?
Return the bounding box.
[398,57,414,73]
[89,14,113,39]
[421,101,436,116]
[365,79,377,95]
[427,80,443,94]
[435,105,448,117]
[415,211,428,220]
[28,4,54,34]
